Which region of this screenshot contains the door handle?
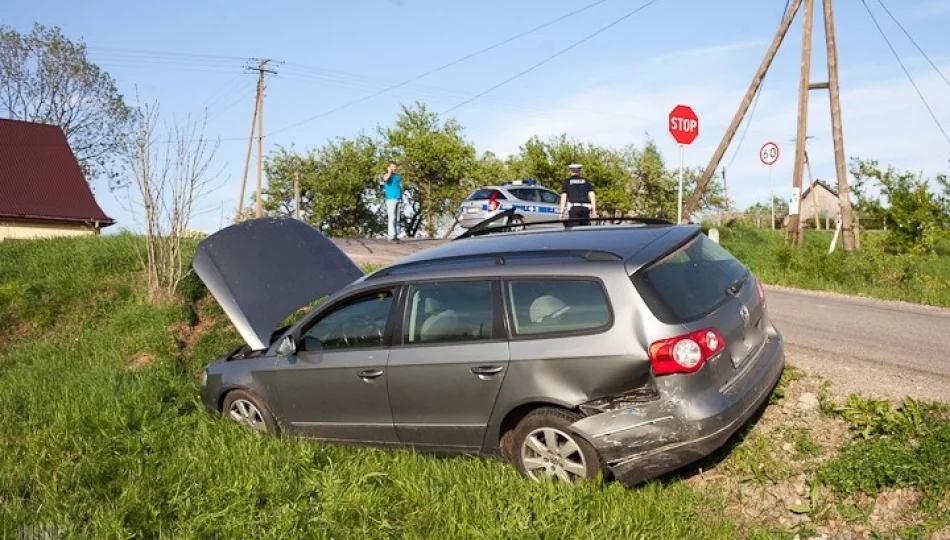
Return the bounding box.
[471,365,504,376]
[358,369,383,380]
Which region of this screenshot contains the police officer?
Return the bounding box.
[559,163,597,226]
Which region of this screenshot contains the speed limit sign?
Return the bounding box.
[760,141,779,166]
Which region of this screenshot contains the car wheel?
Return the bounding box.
[222,389,280,435]
[502,407,604,484]
[509,215,525,230]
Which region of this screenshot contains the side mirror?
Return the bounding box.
[277,335,296,357]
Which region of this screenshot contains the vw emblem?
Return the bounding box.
[739,304,750,326]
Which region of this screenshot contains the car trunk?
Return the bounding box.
[631,233,769,388]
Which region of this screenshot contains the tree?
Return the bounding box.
[260,136,385,237]
[850,158,950,253]
[507,135,725,221]
[382,102,476,237]
[120,98,221,303]
[0,23,131,185]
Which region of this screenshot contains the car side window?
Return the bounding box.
[404,281,494,344]
[300,290,394,351]
[512,188,541,202]
[506,280,611,336]
[539,189,560,204]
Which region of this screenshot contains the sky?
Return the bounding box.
[5,0,950,234]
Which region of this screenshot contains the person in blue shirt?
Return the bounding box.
[381,161,402,242]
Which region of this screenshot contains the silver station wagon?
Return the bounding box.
[194,213,785,486]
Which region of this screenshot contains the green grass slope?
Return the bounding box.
[0,235,748,539]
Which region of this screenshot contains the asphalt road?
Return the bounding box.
[332,237,950,401]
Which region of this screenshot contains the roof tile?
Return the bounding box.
[0,118,115,225]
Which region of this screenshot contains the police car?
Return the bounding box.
[457,180,561,229]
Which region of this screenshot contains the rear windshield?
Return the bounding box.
[466,189,507,201]
[632,234,749,323]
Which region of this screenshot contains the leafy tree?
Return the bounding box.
[850,158,949,253]
[0,23,130,185]
[507,135,725,221]
[261,136,385,237]
[381,102,476,237]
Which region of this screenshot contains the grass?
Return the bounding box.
[1,234,948,538]
[715,224,950,307]
[0,235,748,539]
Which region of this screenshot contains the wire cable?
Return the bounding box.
[439,0,663,116]
[724,0,790,171]
[266,0,620,137]
[875,0,950,90]
[860,0,950,146]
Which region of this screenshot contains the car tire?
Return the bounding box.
[501,407,605,484]
[221,389,280,435]
[509,215,525,230]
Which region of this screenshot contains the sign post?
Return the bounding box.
[759,141,779,229]
[668,104,699,223]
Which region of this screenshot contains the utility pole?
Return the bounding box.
[789,0,814,248]
[294,170,301,220]
[685,0,857,251]
[235,59,276,221]
[823,0,857,251]
[256,65,265,218]
[237,75,261,220]
[683,0,803,217]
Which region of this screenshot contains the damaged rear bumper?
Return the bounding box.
[569,334,785,487]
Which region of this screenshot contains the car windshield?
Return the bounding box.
[632,234,749,323]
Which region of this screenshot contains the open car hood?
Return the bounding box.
[192,217,364,350]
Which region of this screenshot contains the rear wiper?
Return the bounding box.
[725,275,749,296]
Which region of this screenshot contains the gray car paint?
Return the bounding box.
[196,219,785,486]
[193,217,364,350]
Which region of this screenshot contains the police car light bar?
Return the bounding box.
[501,179,537,186]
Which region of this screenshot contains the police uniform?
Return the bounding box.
[561,164,594,226]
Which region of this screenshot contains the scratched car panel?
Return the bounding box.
[194,215,785,486]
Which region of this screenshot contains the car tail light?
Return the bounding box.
[649,328,725,376]
[488,191,500,211]
[754,276,766,304]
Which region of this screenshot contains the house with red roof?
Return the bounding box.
[0,118,115,240]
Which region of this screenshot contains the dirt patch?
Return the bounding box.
[686,372,869,538]
[177,295,221,357]
[126,352,156,371]
[867,488,923,533]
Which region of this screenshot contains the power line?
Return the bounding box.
[265,0,620,137]
[875,0,950,90]
[439,0,663,116]
[860,0,950,146]
[725,0,790,171]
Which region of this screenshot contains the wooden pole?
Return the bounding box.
[823,0,857,251]
[294,170,301,220]
[237,78,261,220]
[683,0,803,217]
[256,69,265,218]
[789,0,815,248]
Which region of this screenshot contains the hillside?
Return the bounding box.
[1,235,947,539]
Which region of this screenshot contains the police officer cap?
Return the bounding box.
[568,163,582,170]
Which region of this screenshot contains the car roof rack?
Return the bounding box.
[454,208,674,240]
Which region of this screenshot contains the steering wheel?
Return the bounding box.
[340,315,383,345]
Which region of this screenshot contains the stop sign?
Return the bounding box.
[668,104,699,145]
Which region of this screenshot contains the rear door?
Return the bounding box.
[632,234,767,386]
[387,279,510,450]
